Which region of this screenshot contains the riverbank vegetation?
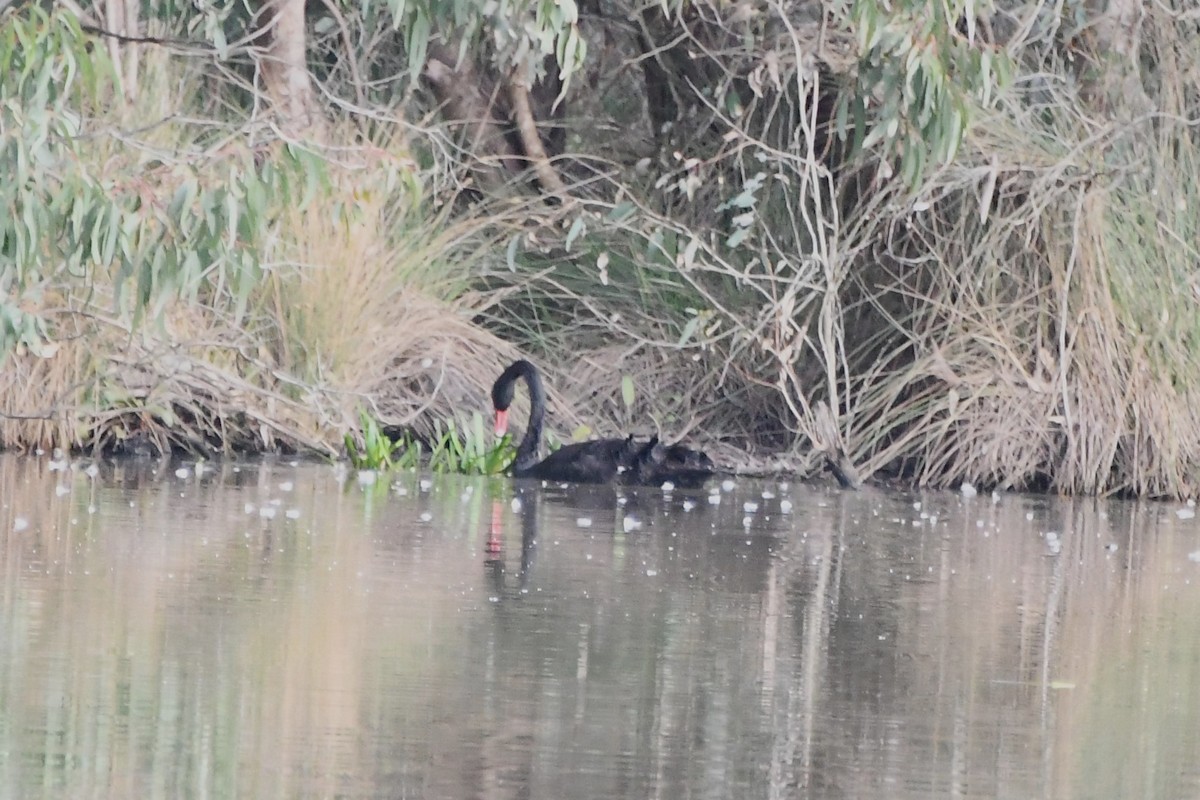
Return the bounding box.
[2,0,1198,497]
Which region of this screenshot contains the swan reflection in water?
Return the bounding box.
[484,484,541,597]
[483,477,710,598]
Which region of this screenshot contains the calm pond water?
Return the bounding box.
[2,454,1200,799]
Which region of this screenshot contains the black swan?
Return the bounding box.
[491,359,715,487]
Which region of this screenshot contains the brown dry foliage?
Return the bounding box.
[5,3,1200,500]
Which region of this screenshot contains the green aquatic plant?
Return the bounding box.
[427,412,513,475]
[346,410,511,474]
[345,410,410,470]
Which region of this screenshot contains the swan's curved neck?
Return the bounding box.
[509,361,546,473]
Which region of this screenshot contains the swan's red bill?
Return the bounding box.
[494,409,509,437]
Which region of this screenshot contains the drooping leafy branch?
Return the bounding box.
[832,0,1011,185]
[387,0,586,91]
[0,6,322,360]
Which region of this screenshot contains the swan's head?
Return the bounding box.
[491,359,537,437]
[491,368,518,436]
[492,377,515,410]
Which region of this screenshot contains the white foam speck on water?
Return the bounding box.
[622,516,642,532]
[419,511,433,522]
[1177,508,1196,520]
[721,479,735,492]
[244,503,256,514]
[84,464,99,478]
[13,517,29,532]
[1189,551,1200,563]
[576,517,592,528]
[175,468,190,479]
[511,497,522,513]
[742,516,752,527]
[779,499,793,513]
[194,463,206,478]
[743,501,759,513]
[761,490,775,499]
[55,485,69,497]
[645,569,658,577]
[87,505,96,514]
[708,493,721,505]
[286,509,301,519]
[992,491,1001,504]
[420,479,433,492]
[682,499,696,511]
[259,507,276,519]
[960,482,977,497]
[1026,511,1035,521]
[279,481,294,492]
[661,481,675,492]
[357,471,378,486]
[49,459,68,472]
[393,485,408,496]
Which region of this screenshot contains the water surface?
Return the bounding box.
[2,455,1200,799]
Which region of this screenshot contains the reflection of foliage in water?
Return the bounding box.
[4,459,1200,795]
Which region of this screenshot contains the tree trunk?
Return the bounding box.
[101,0,139,102]
[506,73,571,201]
[257,0,322,137]
[424,43,573,197]
[423,42,522,190]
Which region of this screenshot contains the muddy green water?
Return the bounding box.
[2,455,1200,799]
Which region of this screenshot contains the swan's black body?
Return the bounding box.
[491,360,714,487]
[626,438,717,489]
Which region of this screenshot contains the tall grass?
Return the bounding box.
[466,1,1200,495]
[0,35,520,458]
[829,11,1200,496]
[5,4,1200,495]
